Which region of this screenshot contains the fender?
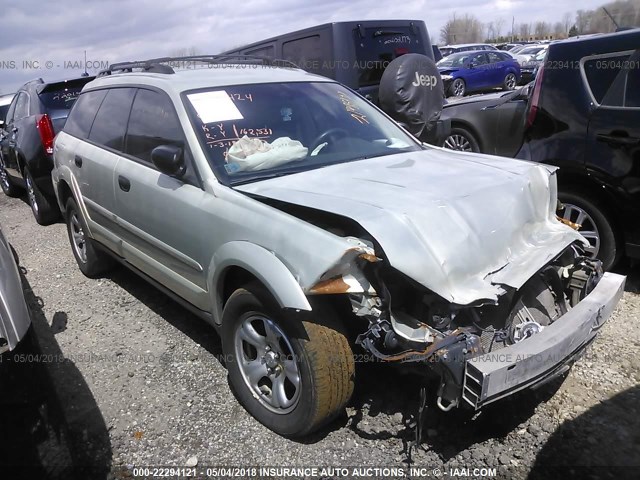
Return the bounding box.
[210,241,312,325]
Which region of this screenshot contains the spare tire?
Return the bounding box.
[378,54,444,139]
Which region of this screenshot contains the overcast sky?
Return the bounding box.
[0,0,609,93]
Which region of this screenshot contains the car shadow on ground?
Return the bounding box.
[106,267,225,362]
[615,260,640,293]
[528,384,640,480]
[335,362,566,463]
[0,264,112,480]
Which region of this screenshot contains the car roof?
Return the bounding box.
[84,64,333,94]
[442,43,492,48]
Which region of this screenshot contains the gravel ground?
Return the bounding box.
[1,192,639,480]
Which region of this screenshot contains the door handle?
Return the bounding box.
[74,155,83,167]
[596,132,640,146]
[118,175,131,192]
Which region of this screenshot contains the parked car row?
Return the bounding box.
[0,76,95,225]
[0,24,632,441]
[440,28,640,272]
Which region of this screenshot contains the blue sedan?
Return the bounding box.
[437,50,521,97]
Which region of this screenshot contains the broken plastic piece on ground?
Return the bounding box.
[226,136,308,173]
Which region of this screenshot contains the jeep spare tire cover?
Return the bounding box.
[378,53,444,138]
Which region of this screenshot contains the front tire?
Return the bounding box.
[24,168,59,225]
[557,190,621,270]
[442,127,481,152]
[503,72,517,90]
[449,78,466,97]
[65,197,114,277]
[222,282,355,437]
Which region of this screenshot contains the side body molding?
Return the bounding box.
[210,241,312,325]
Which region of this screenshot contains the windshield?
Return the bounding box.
[533,49,547,61]
[185,82,421,185]
[437,52,472,68]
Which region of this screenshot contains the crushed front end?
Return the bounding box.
[346,244,625,411]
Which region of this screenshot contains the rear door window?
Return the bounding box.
[88,88,136,151]
[353,26,428,87]
[64,90,107,139]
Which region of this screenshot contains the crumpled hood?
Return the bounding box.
[236,148,585,305]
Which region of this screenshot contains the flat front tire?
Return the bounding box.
[222,282,355,437]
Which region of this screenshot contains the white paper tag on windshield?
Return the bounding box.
[187,91,244,123]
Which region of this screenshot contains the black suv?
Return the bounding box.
[0,76,94,224]
[518,29,640,270]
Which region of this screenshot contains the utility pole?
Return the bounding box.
[511,16,515,42]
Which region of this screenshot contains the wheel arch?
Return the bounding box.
[210,241,312,326]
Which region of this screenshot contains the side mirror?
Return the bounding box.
[468,62,477,69]
[151,144,185,178]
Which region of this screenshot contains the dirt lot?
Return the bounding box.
[1,192,639,480]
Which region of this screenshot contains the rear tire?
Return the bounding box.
[65,197,114,278]
[0,155,21,197]
[557,190,621,270]
[24,168,59,225]
[222,282,355,437]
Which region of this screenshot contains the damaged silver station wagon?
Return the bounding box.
[51,56,626,437]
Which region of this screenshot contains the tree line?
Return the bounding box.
[440,0,640,44]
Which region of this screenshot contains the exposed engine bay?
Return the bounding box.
[349,243,604,411]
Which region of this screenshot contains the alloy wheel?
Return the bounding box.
[452,79,465,96]
[558,203,600,258]
[70,211,88,263]
[0,163,9,190]
[25,174,39,214]
[505,73,517,89]
[443,134,473,151]
[234,314,301,414]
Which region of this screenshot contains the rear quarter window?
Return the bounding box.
[582,52,633,104]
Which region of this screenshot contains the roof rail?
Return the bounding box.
[98,55,299,77]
